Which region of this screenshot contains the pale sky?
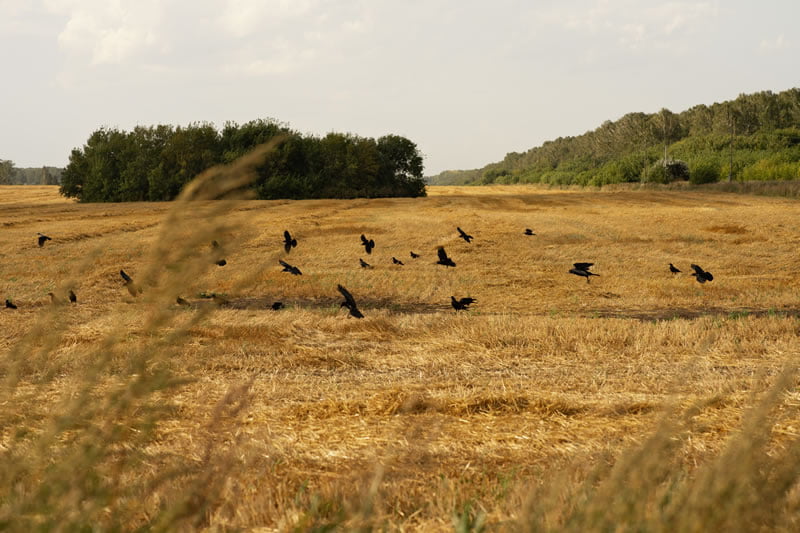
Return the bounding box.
[1,1,798,175]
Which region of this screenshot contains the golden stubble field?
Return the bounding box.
[2,182,800,530]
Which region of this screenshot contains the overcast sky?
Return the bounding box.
[1,1,798,175]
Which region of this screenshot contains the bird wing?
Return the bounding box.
[120,269,132,283]
[361,234,368,244]
[284,230,292,242]
[279,259,292,269]
[437,247,448,261]
[457,227,466,237]
[690,264,705,275]
[460,297,476,305]
[573,262,593,271]
[337,284,357,308]
[704,272,714,281]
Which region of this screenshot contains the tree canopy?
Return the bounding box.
[59,119,426,202]
[428,88,800,186]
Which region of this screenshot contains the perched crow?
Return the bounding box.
[669,263,681,274]
[524,228,536,236]
[436,246,456,267]
[360,234,375,254]
[451,296,476,311]
[120,269,142,296]
[569,262,600,283]
[37,233,52,247]
[215,259,227,266]
[410,251,420,259]
[337,284,364,318]
[392,257,404,266]
[176,296,191,306]
[359,258,373,269]
[690,264,714,283]
[279,259,302,276]
[457,227,473,243]
[283,230,298,253]
[5,299,17,309]
[68,290,77,303]
[271,301,285,311]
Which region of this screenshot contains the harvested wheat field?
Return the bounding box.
[2,181,800,531]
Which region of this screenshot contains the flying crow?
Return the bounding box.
[392,257,404,266]
[279,259,302,276]
[436,246,456,267]
[690,264,714,283]
[337,284,364,318]
[37,233,52,247]
[457,227,473,243]
[120,269,143,296]
[410,251,420,259]
[359,258,373,269]
[669,263,681,274]
[5,299,17,309]
[283,230,298,253]
[451,296,476,311]
[524,228,536,236]
[360,234,375,254]
[569,262,600,283]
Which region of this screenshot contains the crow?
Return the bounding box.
[410,251,420,259]
[37,233,52,247]
[690,264,714,283]
[436,246,456,267]
[392,257,404,266]
[283,230,298,253]
[279,259,302,276]
[176,297,191,306]
[359,258,373,269]
[120,269,142,296]
[524,228,536,236]
[337,284,364,318]
[569,262,600,283]
[68,290,77,303]
[360,234,375,254]
[457,227,473,243]
[271,301,285,311]
[5,299,17,309]
[669,263,681,274]
[211,240,227,266]
[451,296,476,311]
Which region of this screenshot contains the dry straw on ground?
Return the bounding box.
[1,166,800,530]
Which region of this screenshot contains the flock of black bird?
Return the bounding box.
[3,228,715,316]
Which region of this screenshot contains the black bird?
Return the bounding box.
[120,269,143,296]
[211,240,227,266]
[524,228,536,236]
[451,296,476,311]
[392,257,404,266]
[176,297,191,306]
[410,251,420,259]
[360,234,375,254]
[279,259,302,276]
[359,258,373,269]
[690,264,714,283]
[337,284,364,318]
[457,227,473,243]
[271,301,285,311]
[569,262,600,283]
[68,290,77,303]
[5,299,17,309]
[669,263,681,274]
[283,230,298,253]
[37,233,52,247]
[436,246,456,267]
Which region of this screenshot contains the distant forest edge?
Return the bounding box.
[428,88,800,187]
[55,119,425,202]
[0,163,62,185]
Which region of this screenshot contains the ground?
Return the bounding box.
[1,184,799,530]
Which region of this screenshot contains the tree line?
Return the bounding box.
[0,161,62,185]
[59,119,426,202]
[429,88,800,186]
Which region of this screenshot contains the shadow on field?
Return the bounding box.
[188,295,446,314]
